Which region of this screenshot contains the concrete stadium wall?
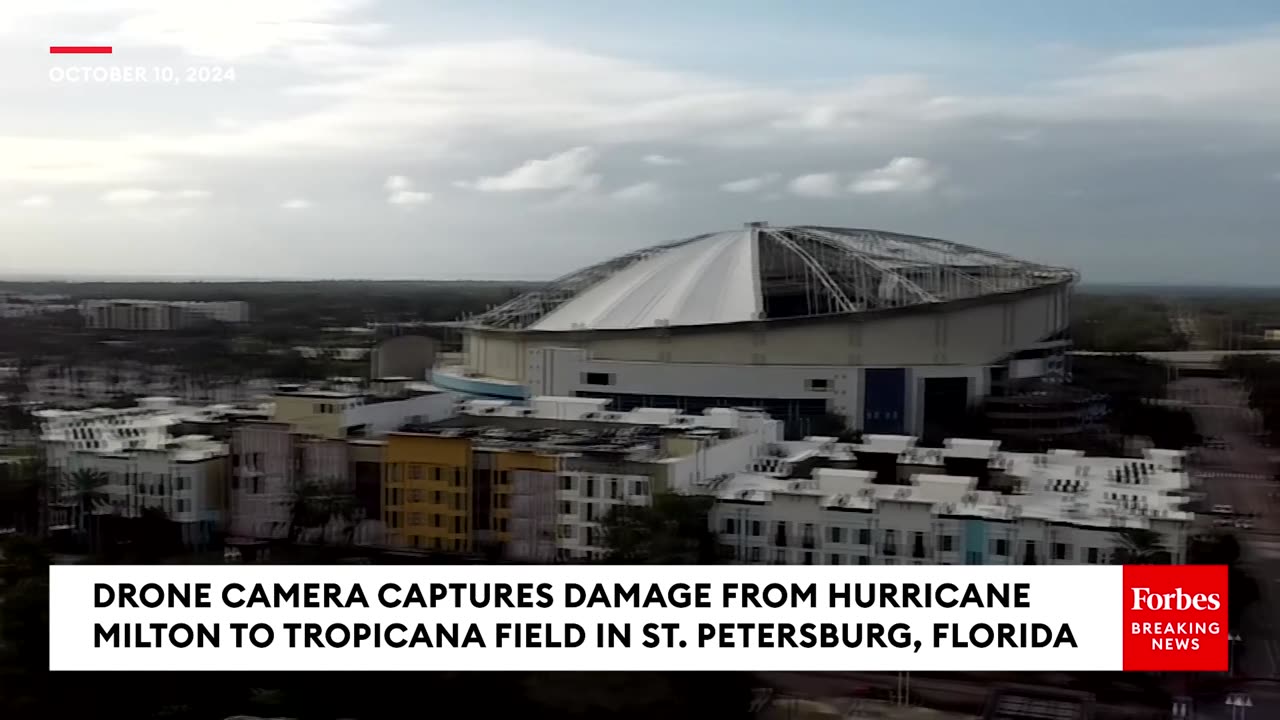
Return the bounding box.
[467,285,1069,383]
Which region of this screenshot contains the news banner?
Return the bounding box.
[49,564,1227,672]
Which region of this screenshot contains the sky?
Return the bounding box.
[3,1,1280,284]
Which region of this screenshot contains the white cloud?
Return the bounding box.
[382,175,430,205]
[17,195,51,208]
[721,173,779,193]
[280,198,311,210]
[610,181,662,203]
[102,187,163,205]
[849,157,944,194]
[462,146,602,192]
[172,189,212,200]
[384,175,413,192]
[388,189,431,206]
[788,172,842,198]
[642,154,684,166]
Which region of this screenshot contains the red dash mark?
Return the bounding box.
[50,46,113,54]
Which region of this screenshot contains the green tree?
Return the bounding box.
[1110,528,1172,565]
[600,494,722,564]
[65,467,108,536]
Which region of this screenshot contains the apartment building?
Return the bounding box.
[710,434,1193,567]
[270,383,456,440]
[44,433,228,547]
[79,299,250,330]
[226,384,455,542]
[383,396,782,560]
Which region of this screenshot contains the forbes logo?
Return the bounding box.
[1130,587,1222,612]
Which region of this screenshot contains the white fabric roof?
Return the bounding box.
[530,230,760,331]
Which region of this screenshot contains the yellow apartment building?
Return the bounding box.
[381,432,561,552]
[383,433,473,552]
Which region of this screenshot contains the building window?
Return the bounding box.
[774,549,786,563]
[583,372,613,386]
[993,538,1008,556]
[1053,542,1068,560]
[560,501,574,515]
[724,518,736,534]
[751,520,761,537]
[858,555,870,565]
[750,547,761,563]
[939,535,954,552]
[829,553,842,565]
[858,528,871,545]
[408,464,423,481]
[560,476,575,491]
[497,471,509,486]
[1087,547,1099,564]
[829,526,842,544]
[631,479,649,496]
[585,478,595,498]
[803,551,814,565]
[806,378,830,391]
[453,516,463,534]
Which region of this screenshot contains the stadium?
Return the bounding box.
[432,222,1078,438]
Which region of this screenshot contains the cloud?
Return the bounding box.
[642,154,684,166]
[610,181,662,203]
[102,188,163,205]
[172,189,212,200]
[280,198,311,210]
[849,157,944,194]
[388,189,431,206]
[17,195,51,208]
[382,175,430,206]
[787,172,842,198]
[461,146,602,192]
[721,173,779,193]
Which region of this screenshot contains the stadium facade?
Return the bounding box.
[432,223,1077,437]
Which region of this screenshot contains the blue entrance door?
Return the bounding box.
[863,368,907,434]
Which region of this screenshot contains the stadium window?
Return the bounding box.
[806,378,830,391]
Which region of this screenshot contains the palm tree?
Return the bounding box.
[65,468,109,538]
[288,480,325,544]
[600,494,721,564]
[1110,527,1172,565]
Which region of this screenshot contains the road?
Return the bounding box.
[1170,377,1280,720]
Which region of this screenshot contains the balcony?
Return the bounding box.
[912,543,928,560]
[881,544,897,557]
[801,535,817,549]
[772,532,788,547]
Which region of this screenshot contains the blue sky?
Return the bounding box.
[3,1,1280,283]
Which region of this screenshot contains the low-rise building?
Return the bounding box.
[79,299,250,330]
[269,383,456,440]
[226,383,457,543]
[384,396,782,560]
[710,434,1192,566]
[44,433,228,547]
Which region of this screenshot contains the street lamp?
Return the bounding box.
[1225,692,1252,720]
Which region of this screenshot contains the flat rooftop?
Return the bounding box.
[718,436,1192,528]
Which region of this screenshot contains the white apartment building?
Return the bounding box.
[43,432,228,547]
[79,299,250,330]
[450,396,783,561]
[709,435,1193,567]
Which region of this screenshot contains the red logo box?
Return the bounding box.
[1122,565,1229,671]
